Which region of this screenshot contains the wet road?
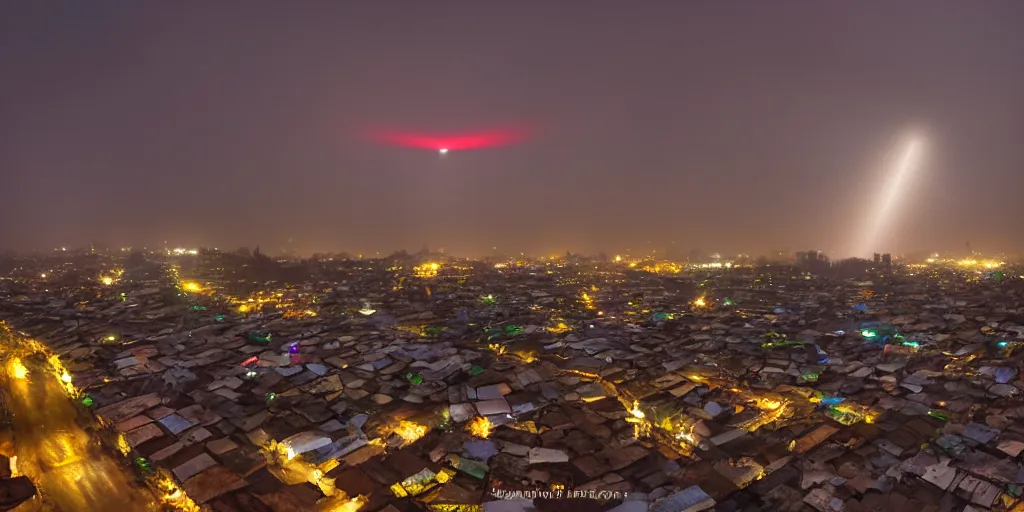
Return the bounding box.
[1,348,156,512]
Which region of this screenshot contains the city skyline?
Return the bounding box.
[3,240,1011,263]
[2,3,1024,511]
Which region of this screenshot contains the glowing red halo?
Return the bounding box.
[365,125,531,151]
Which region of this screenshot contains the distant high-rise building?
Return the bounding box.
[882,253,892,269]
[796,250,829,271]
[873,253,881,265]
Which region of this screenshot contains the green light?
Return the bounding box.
[861,330,878,338]
[799,373,819,383]
[997,341,1009,348]
[902,341,920,349]
[425,326,447,336]
[81,395,94,407]
[248,330,272,343]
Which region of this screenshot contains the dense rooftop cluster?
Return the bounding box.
[2,251,1024,512]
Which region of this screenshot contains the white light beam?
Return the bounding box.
[857,135,925,257]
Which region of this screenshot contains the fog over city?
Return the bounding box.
[2,2,1022,258]
[2,4,1024,512]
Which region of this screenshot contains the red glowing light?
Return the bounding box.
[241,356,259,367]
[366,125,530,151]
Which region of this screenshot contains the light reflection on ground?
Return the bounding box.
[2,352,155,512]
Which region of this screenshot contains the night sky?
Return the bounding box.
[2,2,1022,258]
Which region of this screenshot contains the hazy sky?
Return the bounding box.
[2,2,1022,258]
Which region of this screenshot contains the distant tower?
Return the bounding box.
[873,253,881,265]
[882,253,892,270]
[796,250,829,271]
[966,241,972,255]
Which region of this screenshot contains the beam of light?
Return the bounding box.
[366,124,531,151]
[857,135,925,257]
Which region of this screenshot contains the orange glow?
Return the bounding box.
[467,416,492,439]
[393,421,428,446]
[9,358,28,380]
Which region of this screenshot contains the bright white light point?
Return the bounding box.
[857,134,925,257]
[438,148,448,154]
